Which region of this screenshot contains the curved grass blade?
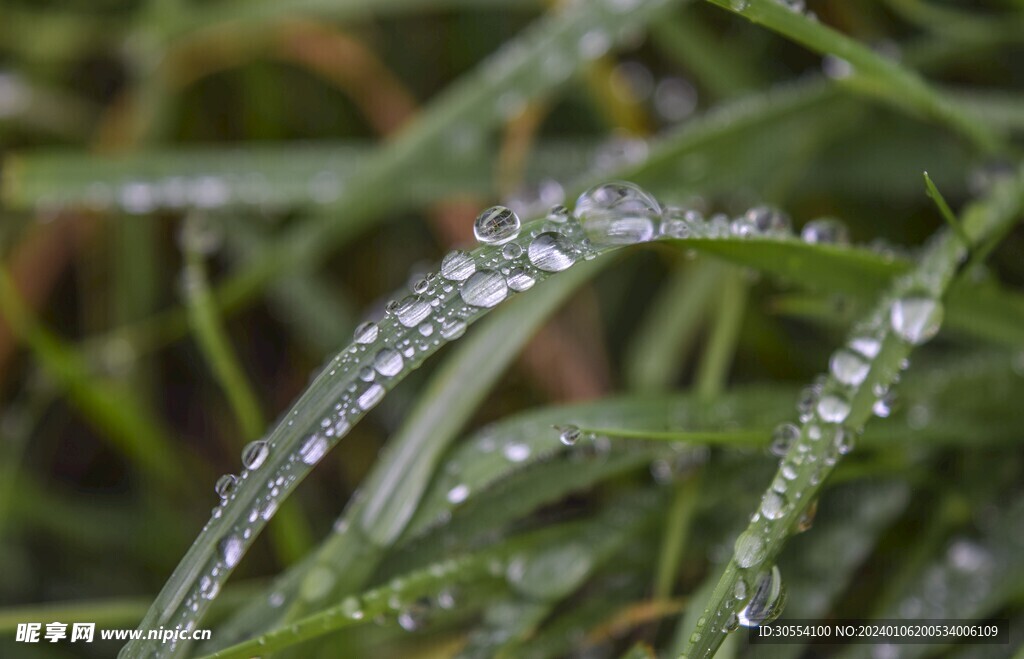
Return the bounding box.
[703,0,1001,153]
[201,490,663,659]
[680,164,1024,659]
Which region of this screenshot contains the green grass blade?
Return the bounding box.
[680,164,1024,659]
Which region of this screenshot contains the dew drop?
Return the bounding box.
[460,269,508,308]
[300,435,329,465]
[574,181,660,246]
[801,218,850,245]
[446,483,470,504]
[890,295,943,345]
[219,535,244,568]
[241,440,270,470]
[439,318,467,340]
[353,321,379,344]
[849,335,882,359]
[528,232,577,272]
[770,423,799,457]
[358,383,385,411]
[506,268,535,291]
[834,428,855,455]
[830,349,870,387]
[737,565,785,627]
[873,389,897,418]
[733,205,791,236]
[760,491,789,520]
[733,579,747,601]
[441,250,476,281]
[547,204,570,223]
[503,441,531,462]
[215,474,238,500]
[374,347,404,377]
[557,424,582,446]
[395,295,432,328]
[473,206,520,245]
[734,531,766,569]
[817,393,851,423]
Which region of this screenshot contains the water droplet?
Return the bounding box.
[849,335,881,359]
[557,424,581,446]
[460,269,508,308]
[395,295,432,328]
[547,204,570,223]
[241,440,270,470]
[340,596,363,619]
[830,349,870,387]
[473,206,520,245]
[574,181,660,246]
[734,530,766,568]
[578,29,611,60]
[873,389,897,418]
[654,77,698,122]
[219,535,244,568]
[374,348,404,377]
[300,435,329,465]
[503,442,531,462]
[817,393,851,423]
[501,243,522,260]
[436,587,457,609]
[734,205,791,236]
[770,423,799,457]
[890,295,943,345]
[733,579,748,601]
[353,321,379,344]
[358,383,385,410]
[760,491,789,520]
[446,483,470,504]
[730,0,749,10]
[801,218,850,245]
[834,428,855,455]
[506,268,535,291]
[439,318,467,340]
[215,474,238,500]
[528,232,577,272]
[441,250,476,281]
[823,55,853,79]
[737,565,785,627]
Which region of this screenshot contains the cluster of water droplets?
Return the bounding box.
[136,177,886,656]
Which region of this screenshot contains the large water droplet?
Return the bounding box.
[374,347,404,377]
[801,218,849,245]
[357,383,385,410]
[557,424,581,446]
[503,442,531,462]
[527,232,577,272]
[460,269,508,307]
[830,349,870,387]
[395,295,432,328]
[817,393,851,423]
[473,206,520,245]
[441,250,476,281]
[215,474,238,500]
[890,295,943,345]
[734,530,766,568]
[219,535,244,568]
[574,181,660,245]
[446,483,470,504]
[300,435,329,464]
[849,335,881,359]
[760,491,789,520]
[353,321,378,344]
[506,268,535,291]
[733,205,791,236]
[737,565,785,627]
[241,440,270,470]
[770,423,799,457]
